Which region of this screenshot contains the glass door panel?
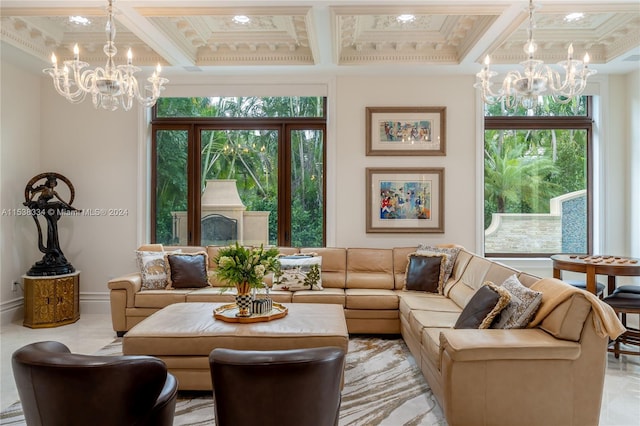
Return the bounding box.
[154,129,188,245]
[290,129,324,247]
[200,129,278,246]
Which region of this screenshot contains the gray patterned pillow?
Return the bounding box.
[493,275,543,329]
[136,250,180,290]
[416,245,461,287]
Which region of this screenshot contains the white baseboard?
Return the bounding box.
[1,292,111,324]
[0,298,24,325]
[79,292,111,315]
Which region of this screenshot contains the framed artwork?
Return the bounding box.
[366,106,446,156]
[366,167,444,233]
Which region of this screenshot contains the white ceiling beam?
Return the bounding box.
[114,3,195,66]
[307,5,333,66]
[459,3,526,66]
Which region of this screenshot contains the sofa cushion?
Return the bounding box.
[135,290,191,308]
[404,253,447,293]
[398,292,462,317]
[273,255,323,291]
[345,288,398,310]
[346,248,394,289]
[410,310,460,342]
[493,275,543,329]
[529,278,593,342]
[443,250,474,295]
[538,294,592,341]
[166,252,210,289]
[392,246,419,290]
[184,287,236,303]
[291,288,345,305]
[447,255,492,308]
[422,327,449,367]
[417,244,461,284]
[454,282,511,329]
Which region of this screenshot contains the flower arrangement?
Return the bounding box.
[213,243,280,290]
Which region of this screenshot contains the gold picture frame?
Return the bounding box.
[366,106,446,156]
[366,167,444,233]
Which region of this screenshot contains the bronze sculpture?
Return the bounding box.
[24,172,79,276]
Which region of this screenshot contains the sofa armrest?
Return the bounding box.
[108,273,142,308]
[439,328,581,361]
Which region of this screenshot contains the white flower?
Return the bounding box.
[219,256,234,268]
[254,264,266,278]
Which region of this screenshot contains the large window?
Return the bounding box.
[151,97,326,247]
[483,97,593,257]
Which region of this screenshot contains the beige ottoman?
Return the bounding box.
[123,302,349,390]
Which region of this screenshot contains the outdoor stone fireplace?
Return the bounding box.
[172,179,270,246]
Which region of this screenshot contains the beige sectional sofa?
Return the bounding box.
[108,244,623,426]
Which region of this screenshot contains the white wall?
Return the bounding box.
[38,83,141,313]
[625,70,640,260]
[1,56,637,316]
[0,58,42,323]
[334,75,477,250]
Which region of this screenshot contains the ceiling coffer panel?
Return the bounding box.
[337,14,497,65]
[145,7,315,66]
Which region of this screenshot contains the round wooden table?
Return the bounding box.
[551,254,640,295]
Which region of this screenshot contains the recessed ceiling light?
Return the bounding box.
[397,14,416,24]
[233,15,251,24]
[564,12,584,23]
[69,16,91,26]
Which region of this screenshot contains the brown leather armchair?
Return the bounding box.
[12,341,178,426]
[209,346,345,426]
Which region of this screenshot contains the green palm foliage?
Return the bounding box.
[483,97,588,231]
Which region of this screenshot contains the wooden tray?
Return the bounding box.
[214,302,288,323]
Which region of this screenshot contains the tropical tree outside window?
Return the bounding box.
[483,97,593,257]
[151,96,326,248]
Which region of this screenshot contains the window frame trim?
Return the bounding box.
[150,97,327,247]
[483,98,594,258]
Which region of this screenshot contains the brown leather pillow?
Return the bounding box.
[454,282,511,329]
[166,252,209,289]
[404,253,447,293]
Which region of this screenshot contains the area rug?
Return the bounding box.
[0,336,446,426]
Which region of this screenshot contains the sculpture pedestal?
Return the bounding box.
[23,271,80,328]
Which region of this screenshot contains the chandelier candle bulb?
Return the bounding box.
[42,0,168,111]
[474,0,596,111]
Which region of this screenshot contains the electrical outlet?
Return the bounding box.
[12,281,19,292]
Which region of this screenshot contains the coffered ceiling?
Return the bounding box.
[1,0,639,75]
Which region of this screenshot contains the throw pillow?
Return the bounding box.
[166,252,210,289]
[417,244,461,285]
[272,255,323,291]
[403,253,448,293]
[454,282,511,329]
[136,249,181,290]
[493,275,543,329]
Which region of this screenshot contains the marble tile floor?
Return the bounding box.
[1,314,639,425]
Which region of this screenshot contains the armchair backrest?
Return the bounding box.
[209,346,345,426]
[12,341,177,426]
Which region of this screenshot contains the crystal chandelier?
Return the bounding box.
[43,0,168,111]
[474,0,596,110]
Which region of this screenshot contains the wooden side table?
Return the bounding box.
[23,271,80,328]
